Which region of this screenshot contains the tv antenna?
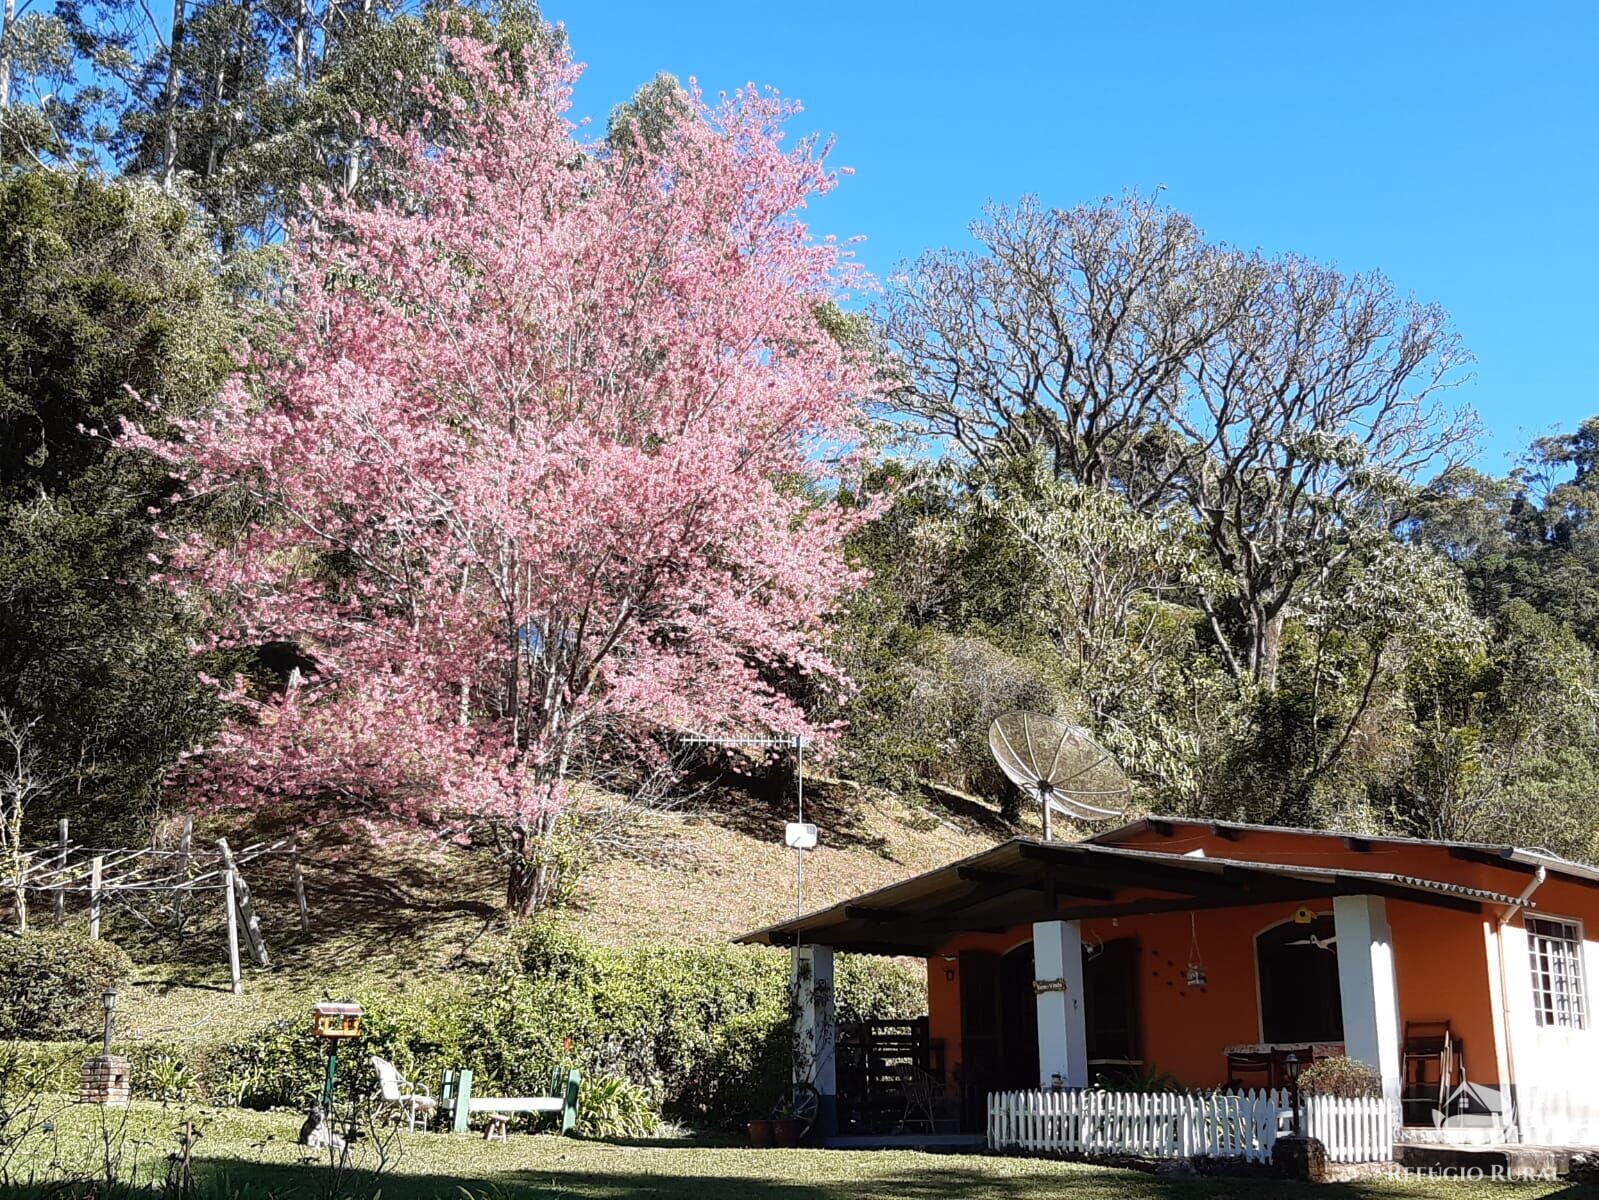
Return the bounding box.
[987,712,1132,839]
[681,732,811,917]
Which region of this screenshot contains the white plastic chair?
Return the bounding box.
[371,1056,436,1131]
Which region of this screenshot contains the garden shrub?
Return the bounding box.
[2,1040,191,1099]
[203,922,925,1130]
[1297,1055,1380,1098]
[211,1016,328,1108]
[577,1072,661,1138]
[0,930,133,1040]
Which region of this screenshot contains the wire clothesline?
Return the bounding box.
[1,818,319,997]
[3,830,305,892]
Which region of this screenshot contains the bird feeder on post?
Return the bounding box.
[311,1002,364,1107]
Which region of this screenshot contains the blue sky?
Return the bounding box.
[552,0,1598,471]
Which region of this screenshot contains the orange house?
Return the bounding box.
[738,818,1599,1148]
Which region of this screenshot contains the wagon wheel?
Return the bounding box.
[784,1082,821,1140]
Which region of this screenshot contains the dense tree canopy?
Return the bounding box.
[0,171,235,829]
[127,33,878,913]
[2,8,1597,900]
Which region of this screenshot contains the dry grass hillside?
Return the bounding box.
[105,782,1017,1046]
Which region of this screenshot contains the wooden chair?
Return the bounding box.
[1225,1052,1276,1091]
[1402,1021,1463,1127]
[889,1062,941,1132]
[371,1056,436,1131]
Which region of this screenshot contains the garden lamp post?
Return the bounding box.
[1285,1051,1302,1135]
[101,986,116,1056]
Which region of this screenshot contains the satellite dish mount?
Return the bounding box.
[987,712,1132,839]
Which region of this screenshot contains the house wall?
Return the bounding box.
[1093,822,1599,1139]
[1494,875,1599,1144]
[929,898,1500,1093]
[916,825,1599,1142]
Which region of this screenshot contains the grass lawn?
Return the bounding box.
[12,1102,1596,1200]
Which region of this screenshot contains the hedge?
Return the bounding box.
[0,929,133,1040]
[166,924,925,1131]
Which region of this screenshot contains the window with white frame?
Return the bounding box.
[1526,916,1587,1030]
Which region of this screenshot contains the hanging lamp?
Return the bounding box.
[1185,912,1207,987]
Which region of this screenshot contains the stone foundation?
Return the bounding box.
[79,1055,131,1106]
[1272,1134,1330,1182]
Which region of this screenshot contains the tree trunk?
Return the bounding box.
[506,823,535,916]
[1258,608,1285,693]
[504,811,566,918]
[160,0,187,190]
[0,0,15,111]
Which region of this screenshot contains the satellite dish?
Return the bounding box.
[987,712,1132,838]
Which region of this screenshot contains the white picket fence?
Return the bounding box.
[988,1089,1395,1164]
[1302,1094,1395,1163]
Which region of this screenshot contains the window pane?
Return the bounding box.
[1527,918,1587,1030]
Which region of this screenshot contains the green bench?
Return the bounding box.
[438,1067,581,1136]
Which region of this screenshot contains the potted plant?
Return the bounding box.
[747,1112,774,1148]
[771,1100,803,1148]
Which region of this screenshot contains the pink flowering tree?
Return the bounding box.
[130,34,877,914]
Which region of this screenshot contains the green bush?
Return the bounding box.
[0,930,133,1040]
[210,1016,327,1108]
[1297,1055,1380,1098]
[2,1039,194,1099]
[578,1072,661,1138]
[201,923,925,1130]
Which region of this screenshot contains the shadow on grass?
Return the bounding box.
[4,1159,1593,1200]
[115,819,506,985]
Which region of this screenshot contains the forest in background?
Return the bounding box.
[4,0,1599,901]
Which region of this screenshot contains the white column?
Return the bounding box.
[1034,919,1088,1089]
[1334,895,1402,1104]
[792,944,836,1136]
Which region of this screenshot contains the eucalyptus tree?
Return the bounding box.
[1174,257,1476,687]
[881,193,1477,691]
[878,193,1259,508]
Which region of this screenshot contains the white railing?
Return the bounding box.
[987,1089,1395,1164]
[1302,1094,1396,1164]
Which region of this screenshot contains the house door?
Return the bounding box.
[1256,915,1344,1043]
[1084,937,1141,1073]
[958,943,1039,1128]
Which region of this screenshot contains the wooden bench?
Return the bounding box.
[439,1067,581,1136]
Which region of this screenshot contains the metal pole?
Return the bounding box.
[794,737,804,918]
[322,1045,338,1108]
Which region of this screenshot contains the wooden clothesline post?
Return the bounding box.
[174,815,193,933]
[216,838,270,968]
[88,855,103,941]
[289,837,309,934]
[53,818,68,923]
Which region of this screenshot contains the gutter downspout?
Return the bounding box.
[1494,865,1546,1142]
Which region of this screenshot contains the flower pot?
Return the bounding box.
[772,1117,803,1148]
[747,1118,774,1148]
